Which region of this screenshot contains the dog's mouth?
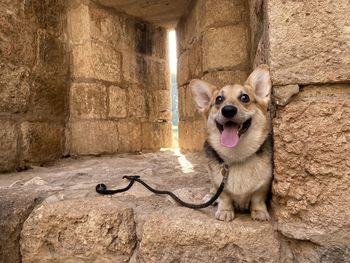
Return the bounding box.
[216,119,252,148]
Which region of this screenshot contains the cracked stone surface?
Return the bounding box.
[0,150,280,262]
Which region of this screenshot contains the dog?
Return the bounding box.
[190,64,272,221]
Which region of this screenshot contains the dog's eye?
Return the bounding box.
[215,96,224,105]
[239,94,250,103]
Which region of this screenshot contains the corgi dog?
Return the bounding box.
[190,65,272,221]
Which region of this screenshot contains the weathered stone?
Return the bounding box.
[0,188,41,263]
[178,85,201,121]
[273,84,300,106]
[20,197,136,263]
[28,77,67,121]
[177,50,190,86]
[268,0,350,85]
[70,120,119,155]
[0,64,30,113]
[127,87,147,119]
[202,0,247,29]
[202,70,248,87]
[138,208,280,262]
[117,121,142,152]
[21,122,64,163]
[72,41,122,83]
[272,85,350,255]
[203,24,249,71]
[142,122,172,150]
[179,120,206,152]
[0,120,17,172]
[109,85,127,118]
[70,83,107,119]
[148,90,171,121]
[135,57,169,90]
[67,1,90,44]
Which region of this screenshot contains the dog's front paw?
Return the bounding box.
[215,209,235,221]
[251,210,271,221]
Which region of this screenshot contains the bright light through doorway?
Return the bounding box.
[168,30,178,148]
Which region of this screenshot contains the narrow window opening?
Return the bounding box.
[168,30,178,148]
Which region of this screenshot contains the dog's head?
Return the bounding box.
[190,65,271,161]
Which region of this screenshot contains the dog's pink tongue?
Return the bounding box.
[220,125,239,148]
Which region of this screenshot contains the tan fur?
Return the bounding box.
[190,65,272,221]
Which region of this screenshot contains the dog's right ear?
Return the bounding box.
[190,79,217,112]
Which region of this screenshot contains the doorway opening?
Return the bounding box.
[168,30,178,148]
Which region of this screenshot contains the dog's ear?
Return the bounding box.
[190,79,217,111]
[245,64,271,103]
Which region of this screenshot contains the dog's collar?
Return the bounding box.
[204,141,225,164]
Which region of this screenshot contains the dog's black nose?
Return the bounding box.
[221,105,237,118]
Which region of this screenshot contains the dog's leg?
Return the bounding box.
[215,192,234,221]
[250,190,270,221]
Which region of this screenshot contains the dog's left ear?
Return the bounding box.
[245,64,271,103]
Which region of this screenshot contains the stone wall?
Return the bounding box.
[176,0,250,151]
[268,0,350,261]
[66,0,172,156]
[0,0,69,172]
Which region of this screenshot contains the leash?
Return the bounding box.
[96,164,229,209]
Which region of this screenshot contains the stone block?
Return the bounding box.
[268,0,350,85]
[67,1,90,44]
[203,24,249,71]
[0,188,41,263]
[21,122,64,163]
[178,85,202,121]
[0,64,30,113]
[142,122,172,150]
[272,85,350,248]
[203,0,247,29]
[273,84,300,106]
[138,208,280,262]
[179,120,206,152]
[28,77,67,121]
[20,197,136,263]
[70,120,119,155]
[135,57,169,90]
[202,70,248,87]
[109,85,127,118]
[117,121,142,152]
[127,87,147,119]
[72,41,122,83]
[177,51,190,86]
[0,120,17,172]
[148,90,171,122]
[70,83,107,119]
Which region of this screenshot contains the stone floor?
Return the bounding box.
[0,150,279,263]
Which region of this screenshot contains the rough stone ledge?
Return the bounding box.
[0,151,279,263]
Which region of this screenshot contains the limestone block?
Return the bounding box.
[273,84,299,106]
[0,188,41,263]
[179,120,206,152]
[21,122,64,163]
[67,1,90,44]
[0,120,17,172]
[148,90,171,121]
[72,41,122,83]
[202,70,248,87]
[109,85,127,118]
[70,120,119,155]
[28,77,67,121]
[0,64,30,113]
[127,87,147,119]
[138,208,280,262]
[135,57,169,90]
[178,85,201,121]
[203,24,248,71]
[202,0,247,29]
[70,83,107,119]
[20,198,136,263]
[177,51,190,86]
[268,0,350,85]
[272,85,350,251]
[142,122,172,150]
[117,121,142,152]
